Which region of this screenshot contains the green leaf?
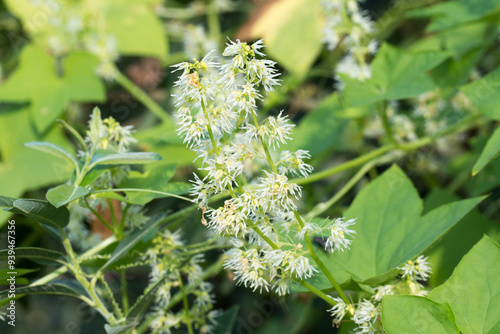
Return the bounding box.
[0,247,67,266]
[8,199,70,229]
[46,184,90,208]
[118,162,190,205]
[101,214,164,270]
[382,295,459,334]
[0,45,105,132]
[90,152,162,169]
[0,105,74,227]
[409,0,500,32]
[461,67,500,120]
[0,196,16,207]
[313,165,484,287]
[24,141,79,172]
[0,268,38,283]
[472,126,500,176]
[423,188,500,287]
[126,274,169,324]
[213,306,240,334]
[0,281,86,300]
[242,0,323,76]
[342,44,449,107]
[429,236,500,334]
[285,94,350,156]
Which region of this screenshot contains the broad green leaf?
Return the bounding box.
[101,214,164,270]
[126,274,169,324]
[342,44,449,107]
[0,196,16,207]
[382,295,459,334]
[285,94,350,156]
[104,2,167,59]
[8,199,70,229]
[423,188,500,287]
[241,0,323,76]
[118,162,189,205]
[89,152,162,169]
[0,45,105,132]
[472,126,500,175]
[313,165,484,287]
[462,67,500,120]
[0,106,73,227]
[213,306,240,334]
[24,142,79,172]
[409,0,500,32]
[63,53,106,102]
[429,236,500,334]
[0,247,67,266]
[46,184,90,208]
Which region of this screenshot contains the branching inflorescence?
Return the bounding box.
[173,39,436,334]
[172,39,357,297]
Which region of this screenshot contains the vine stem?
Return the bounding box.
[178,272,194,334]
[291,113,485,186]
[251,112,278,173]
[378,101,397,145]
[112,65,172,124]
[293,211,351,308]
[62,232,119,325]
[201,99,220,156]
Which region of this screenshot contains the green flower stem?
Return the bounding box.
[201,99,220,156]
[305,152,398,219]
[112,66,172,124]
[296,280,336,307]
[107,198,118,233]
[378,101,397,146]
[118,203,131,240]
[99,275,124,319]
[121,270,129,314]
[91,188,193,203]
[292,113,485,186]
[246,220,279,249]
[207,0,222,43]
[84,200,115,233]
[293,211,351,307]
[251,112,278,173]
[28,236,117,287]
[247,218,341,308]
[178,273,194,334]
[62,233,119,325]
[185,243,232,255]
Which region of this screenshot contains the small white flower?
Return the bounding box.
[257,111,295,148]
[373,284,395,302]
[327,296,347,326]
[224,248,270,292]
[325,217,356,252]
[264,249,318,280]
[208,199,248,236]
[398,255,432,281]
[256,172,302,212]
[278,150,313,177]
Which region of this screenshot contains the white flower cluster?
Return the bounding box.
[327,255,432,332]
[147,230,221,334]
[173,39,357,297]
[321,0,378,87]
